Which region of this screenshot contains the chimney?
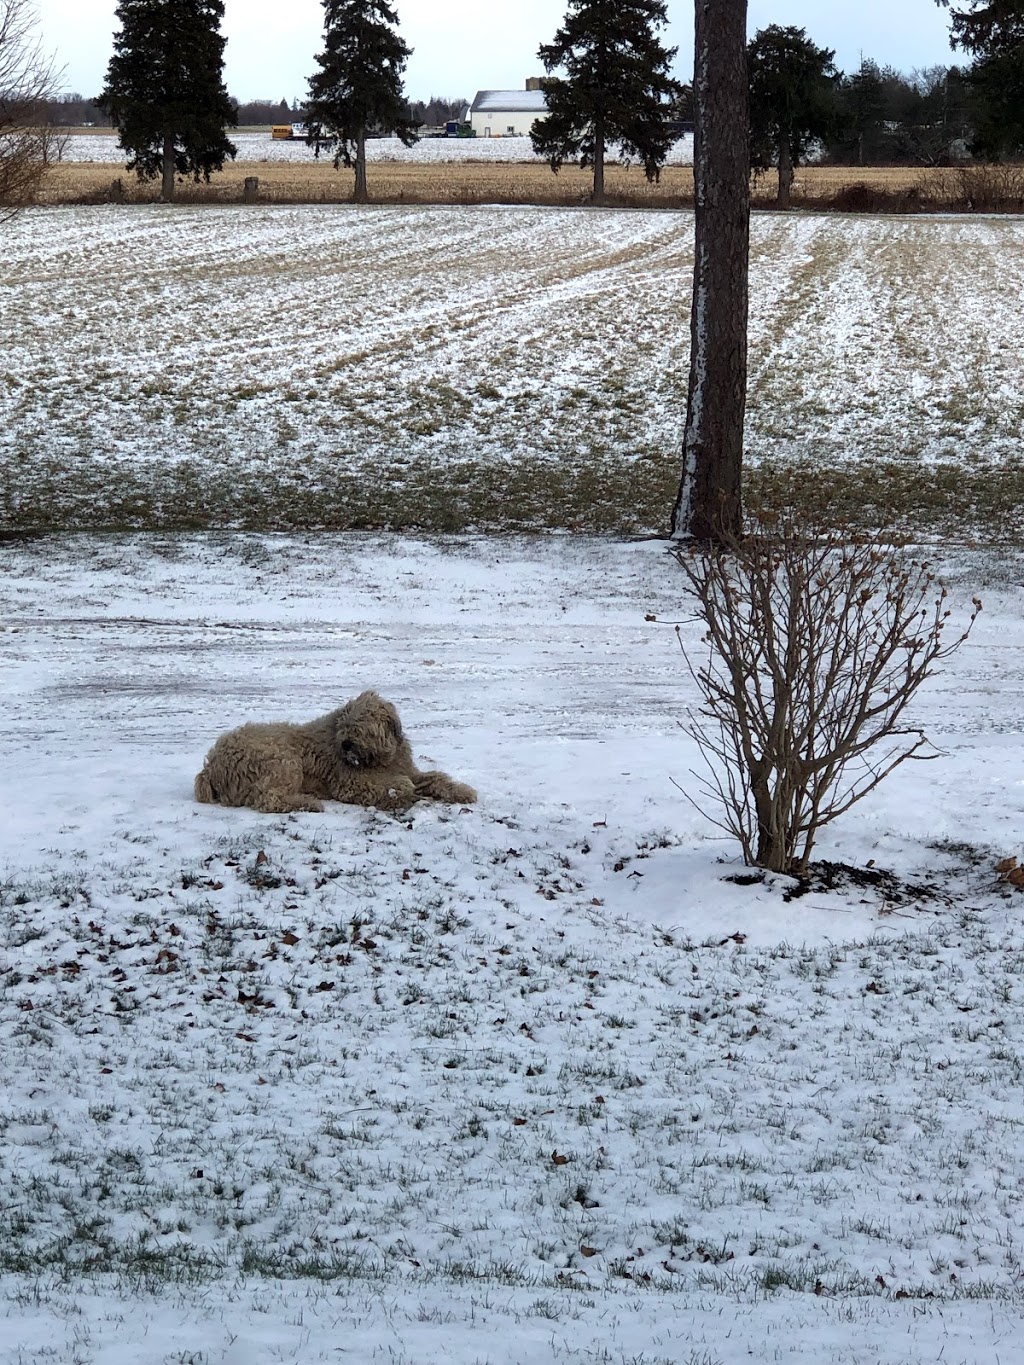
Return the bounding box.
[524,76,546,91]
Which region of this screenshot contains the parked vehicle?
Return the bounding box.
[271,123,313,141]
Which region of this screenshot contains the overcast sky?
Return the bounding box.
[35,0,959,104]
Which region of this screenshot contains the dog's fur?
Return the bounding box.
[194,690,477,814]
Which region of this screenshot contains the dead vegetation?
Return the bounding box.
[31,154,1024,213]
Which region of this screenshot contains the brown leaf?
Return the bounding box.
[580,1245,598,1257]
[236,1031,256,1042]
[255,850,268,866]
[995,855,1018,876]
[513,1117,528,1126]
[644,613,657,622]
[551,1150,570,1166]
[1008,866,1024,889]
[281,931,300,946]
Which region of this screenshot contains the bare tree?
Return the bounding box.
[0,0,62,217]
[674,524,981,875]
[670,0,749,544]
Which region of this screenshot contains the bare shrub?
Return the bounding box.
[931,162,1024,213]
[674,524,981,875]
[0,0,63,218]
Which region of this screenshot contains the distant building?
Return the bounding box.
[468,81,548,138]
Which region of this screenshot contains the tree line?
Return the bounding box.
[35,92,468,130]
[2,0,1023,208]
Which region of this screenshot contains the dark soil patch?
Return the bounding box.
[783,861,946,906]
[724,861,949,906]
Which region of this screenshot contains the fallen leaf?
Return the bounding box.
[255,850,268,866]
[580,1245,598,1257]
[551,1150,570,1166]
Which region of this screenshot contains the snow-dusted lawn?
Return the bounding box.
[1,532,1023,1364]
[3,205,1023,533]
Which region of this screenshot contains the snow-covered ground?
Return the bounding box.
[3,206,1023,533]
[58,130,695,166]
[1,532,1023,1363]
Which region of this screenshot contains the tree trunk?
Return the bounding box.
[671,0,750,543]
[161,132,175,202]
[354,126,368,203]
[593,114,606,203]
[777,134,793,209]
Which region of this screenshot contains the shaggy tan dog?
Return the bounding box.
[194,690,477,814]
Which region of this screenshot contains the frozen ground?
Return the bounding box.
[3,205,1023,533]
[1,532,1023,1363]
[58,131,695,167]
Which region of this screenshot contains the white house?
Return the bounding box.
[468,83,548,138]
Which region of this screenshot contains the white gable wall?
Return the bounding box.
[469,107,543,137]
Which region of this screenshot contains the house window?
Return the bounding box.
[507,125,515,134]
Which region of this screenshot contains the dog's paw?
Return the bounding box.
[415,771,477,805]
[377,777,418,811]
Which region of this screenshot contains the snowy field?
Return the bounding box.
[59,130,695,166]
[1,531,1023,1364]
[3,205,1023,535]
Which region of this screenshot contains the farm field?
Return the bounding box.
[52,130,696,167]
[39,135,1001,210]
[0,531,1023,1364]
[3,204,1024,536]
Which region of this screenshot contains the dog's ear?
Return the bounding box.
[382,700,404,743]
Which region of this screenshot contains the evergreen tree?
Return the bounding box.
[939,1,1024,156]
[836,59,888,166]
[99,0,236,202]
[748,25,839,208]
[531,0,680,203]
[305,0,417,204]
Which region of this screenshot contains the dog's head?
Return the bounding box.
[333,690,404,769]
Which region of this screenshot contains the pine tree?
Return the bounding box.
[99,0,236,202]
[939,1,1024,156]
[747,25,839,209]
[305,0,417,204]
[531,0,680,203]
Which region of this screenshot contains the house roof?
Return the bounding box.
[469,89,548,114]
